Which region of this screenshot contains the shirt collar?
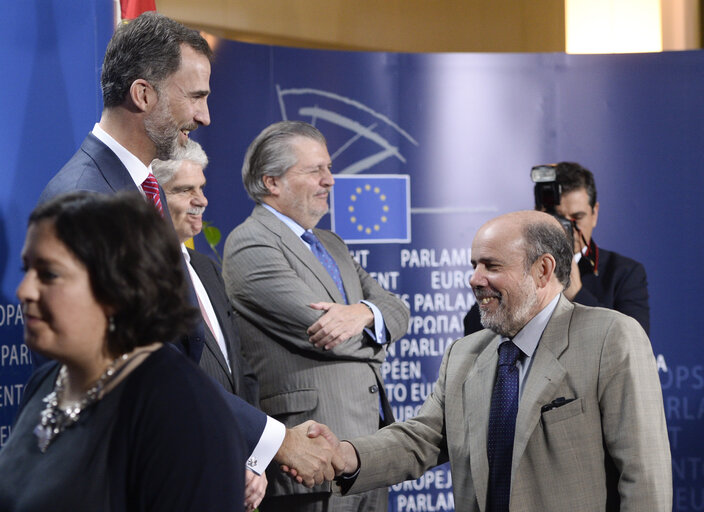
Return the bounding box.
[181,243,190,263]
[261,203,307,238]
[573,243,588,263]
[92,123,151,189]
[511,293,561,358]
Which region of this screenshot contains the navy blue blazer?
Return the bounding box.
[573,242,650,334]
[38,133,267,452]
[41,133,204,362]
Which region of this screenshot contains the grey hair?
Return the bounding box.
[242,121,327,202]
[152,138,208,185]
[522,220,573,288]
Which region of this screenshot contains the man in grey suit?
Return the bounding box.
[223,121,410,511]
[37,12,339,493]
[322,210,671,512]
[153,140,265,511]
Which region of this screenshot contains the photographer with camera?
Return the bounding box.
[464,161,650,335]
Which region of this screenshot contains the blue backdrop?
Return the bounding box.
[0,0,113,442]
[1,3,701,510]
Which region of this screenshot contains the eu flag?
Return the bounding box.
[331,175,410,243]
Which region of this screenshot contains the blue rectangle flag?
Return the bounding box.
[331,175,410,243]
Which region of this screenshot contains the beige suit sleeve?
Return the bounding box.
[338,339,456,494]
[597,314,672,510]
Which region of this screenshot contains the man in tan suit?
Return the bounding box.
[323,210,671,512]
[223,121,410,511]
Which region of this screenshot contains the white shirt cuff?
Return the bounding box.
[246,415,286,474]
[361,300,387,343]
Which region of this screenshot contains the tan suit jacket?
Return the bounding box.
[343,295,671,511]
[223,205,409,496]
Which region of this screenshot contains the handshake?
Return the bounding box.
[275,421,359,487]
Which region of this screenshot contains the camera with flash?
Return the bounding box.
[531,164,574,241]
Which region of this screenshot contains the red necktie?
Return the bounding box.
[142,173,163,216]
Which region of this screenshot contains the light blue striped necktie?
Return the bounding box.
[301,230,347,303]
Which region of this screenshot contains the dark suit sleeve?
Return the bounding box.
[219,388,266,450]
[609,261,649,335]
[164,338,266,454]
[574,258,650,334]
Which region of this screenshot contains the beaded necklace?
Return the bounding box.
[33,352,130,453]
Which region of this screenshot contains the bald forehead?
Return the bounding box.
[471,210,561,262]
[471,217,524,266]
[480,210,559,235]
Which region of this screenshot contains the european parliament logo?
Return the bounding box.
[330,175,410,244]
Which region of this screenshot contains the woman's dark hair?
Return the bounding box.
[29,191,199,355]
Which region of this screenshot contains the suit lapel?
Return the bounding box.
[253,206,346,303]
[188,250,236,389]
[202,325,236,388]
[82,134,136,193]
[465,334,501,509]
[85,134,173,222]
[512,296,572,474]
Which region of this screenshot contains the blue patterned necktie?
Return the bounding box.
[301,230,348,303]
[487,339,522,512]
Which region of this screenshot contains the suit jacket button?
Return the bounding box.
[369,385,379,393]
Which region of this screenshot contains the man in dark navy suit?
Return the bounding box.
[38,12,339,496]
[551,161,650,334]
[153,139,267,511]
[465,161,650,336]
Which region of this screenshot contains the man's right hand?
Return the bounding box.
[305,422,360,476]
[275,420,339,487]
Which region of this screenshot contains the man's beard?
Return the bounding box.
[476,275,539,338]
[145,100,180,160]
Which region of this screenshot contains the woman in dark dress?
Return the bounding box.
[0,191,245,511]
